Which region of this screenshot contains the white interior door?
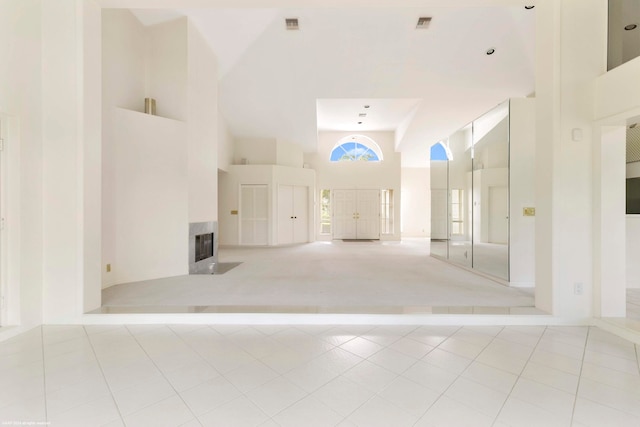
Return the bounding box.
[278,185,308,244]
[489,186,508,244]
[292,186,308,243]
[332,189,357,239]
[431,189,448,239]
[356,189,380,239]
[240,184,268,245]
[277,185,293,244]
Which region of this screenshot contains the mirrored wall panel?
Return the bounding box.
[471,102,509,280]
[447,125,473,269]
[430,101,510,282]
[430,152,448,259]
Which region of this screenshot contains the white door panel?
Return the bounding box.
[240,185,269,245]
[356,189,380,239]
[293,186,308,243]
[332,189,379,240]
[332,189,357,239]
[278,185,309,244]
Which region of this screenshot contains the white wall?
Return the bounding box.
[509,98,536,287]
[628,162,640,178]
[276,140,304,168]
[217,113,234,172]
[81,0,103,313]
[147,19,188,121]
[113,109,188,283]
[235,138,277,165]
[401,168,430,237]
[102,9,147,288]
[0,0,43,325]
[187,22,218,222]
[628,217,640,288]
[595,56,640,122]
[305,131,402,241]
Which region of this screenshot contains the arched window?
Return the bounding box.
[330,135,383,162]
[430,141,452,161]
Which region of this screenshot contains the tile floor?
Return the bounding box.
[1,324,639,426]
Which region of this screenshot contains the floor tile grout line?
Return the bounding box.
[575,330,640,420]
[396,325,503,426]
[488,325,547,427]
[40,326,49,424]
[264,325,422,424]
[231,325,423,425]
[81,325,127,426]
[569,326,591,427]
[169,324,283,425]
[123,324,211,425]
[287,325,435,426]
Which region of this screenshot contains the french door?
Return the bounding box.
[332,189,380,240]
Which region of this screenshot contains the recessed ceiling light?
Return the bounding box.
[285,18,299,30]
[625,24,637,31]
[357,121,363,125]
[416,17,432,29]
[486,48,496,55]
[364,105,370,109]
[524,6,535,10]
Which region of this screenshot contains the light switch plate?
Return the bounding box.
[523,207,535,216]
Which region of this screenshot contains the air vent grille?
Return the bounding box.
[416,17,432,29]
[285,18,299,30]
[359,113,367,118]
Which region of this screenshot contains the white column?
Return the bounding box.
[535,0,607,317]
[593,125,627,317]
[42,0,102,321]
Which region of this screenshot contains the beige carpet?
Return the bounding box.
[101,239,534,309]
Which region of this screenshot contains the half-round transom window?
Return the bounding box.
[330,135,383,162]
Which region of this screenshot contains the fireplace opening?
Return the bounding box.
[195,233,214,262]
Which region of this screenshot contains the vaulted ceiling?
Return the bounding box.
[126,1,536,167]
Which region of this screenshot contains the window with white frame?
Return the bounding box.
[320,189,331,234]
[380,189,394,234]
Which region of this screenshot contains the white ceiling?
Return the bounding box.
[130,2,536,167]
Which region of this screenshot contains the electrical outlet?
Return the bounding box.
[574,282,583,295]
[106,264,111,273]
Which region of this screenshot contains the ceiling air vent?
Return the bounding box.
[285,18,299,30]
[359,113,367,118]
[416,17,432,29]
